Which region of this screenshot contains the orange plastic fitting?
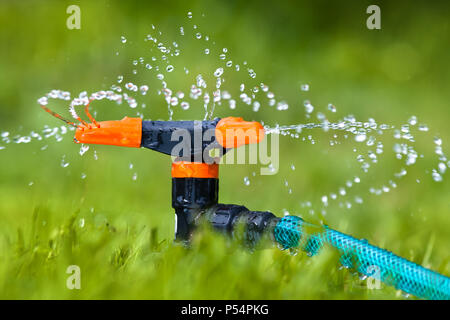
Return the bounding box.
[171,161,219,178]
[74,117,142,148]
[215,117,265,149]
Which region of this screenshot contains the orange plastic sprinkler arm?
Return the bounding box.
[74,116,142,148]
[215,117,265,149]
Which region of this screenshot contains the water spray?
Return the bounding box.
[39,100,450,300]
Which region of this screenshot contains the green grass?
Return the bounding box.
[0,0,449,299]
[0,204,401,300]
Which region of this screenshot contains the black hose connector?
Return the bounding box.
[171,176,277,245]
[208,204,279,247]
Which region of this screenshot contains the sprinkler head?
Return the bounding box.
[73,116,264,162]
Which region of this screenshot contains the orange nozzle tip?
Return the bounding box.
[215,117,265,149]
[74,117,142,148]
[171,161,219,178]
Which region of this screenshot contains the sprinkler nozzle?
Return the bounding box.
[215,117,265,148]
[74,116,142,148]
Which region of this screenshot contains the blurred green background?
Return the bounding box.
[0,0,449,299]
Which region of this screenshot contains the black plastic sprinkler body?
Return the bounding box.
[148,117,277,242]
[40,101,450,299]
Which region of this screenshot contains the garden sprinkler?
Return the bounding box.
[40,100,450,300]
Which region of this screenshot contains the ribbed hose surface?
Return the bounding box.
[273,215,450,300]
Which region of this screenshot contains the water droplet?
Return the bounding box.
[434,137,442,146]
[214,68,224,77]
[60,156,69,168]
[438,162,447,174]
[300,84,309,91]
[276,101,289,111]
[395,168,407,178]
[140,85,149,95]
[180,101,190,110]
[355,134,366,142]
[37,96,48,105]
[432,170,443,182]
[166,65,174,72]
[170,97,178,106]
[79,144,89,156]
[121,36,127,43]
[408,116,417,126]
[304,101,314,113]
[125,82,138,91]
